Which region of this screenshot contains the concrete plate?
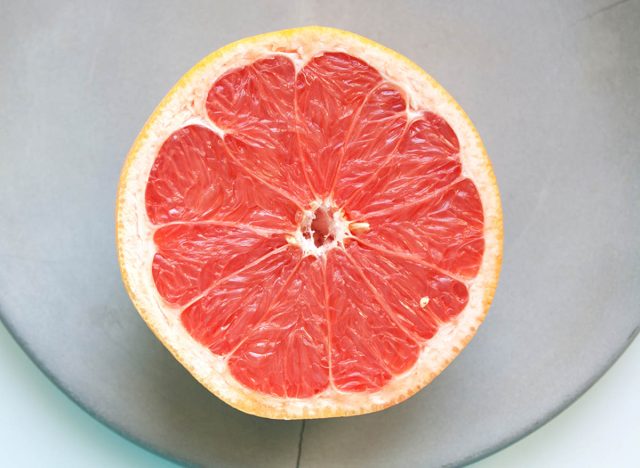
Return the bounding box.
[1,1,638,466]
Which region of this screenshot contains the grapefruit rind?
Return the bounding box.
[116,26,503,419]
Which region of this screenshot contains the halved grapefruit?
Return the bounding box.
[116,26,502,419]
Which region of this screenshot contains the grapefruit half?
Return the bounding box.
[116,26,503,419]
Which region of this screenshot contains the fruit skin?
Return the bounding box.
[116,26,503,419]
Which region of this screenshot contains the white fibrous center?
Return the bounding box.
[288,200,366,257]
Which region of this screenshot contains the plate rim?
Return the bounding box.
[1,309,637,467]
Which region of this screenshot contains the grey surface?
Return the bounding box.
[0,1,639,467]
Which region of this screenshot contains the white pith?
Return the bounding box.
[116,27,502,419]
[289,200,353,257]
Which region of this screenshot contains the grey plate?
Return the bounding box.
[1,1,639,467]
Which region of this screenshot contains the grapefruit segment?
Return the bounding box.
[331,83,408,197]
[347,243,468,339]
[181,246,298,356]
[206,56,313,204]
[117,27,503,419]
[206,55,296,132]
[338,112,461,214]
[145,125,298,229]
[228,256,329,398]
[359,178,484,278]
[326,249,420,392]
[295,52,383,196]
[152,223,286,306]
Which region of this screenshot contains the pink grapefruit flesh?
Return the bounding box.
[117,27,502,419]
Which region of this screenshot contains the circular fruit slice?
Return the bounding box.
[117,26,503,419]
